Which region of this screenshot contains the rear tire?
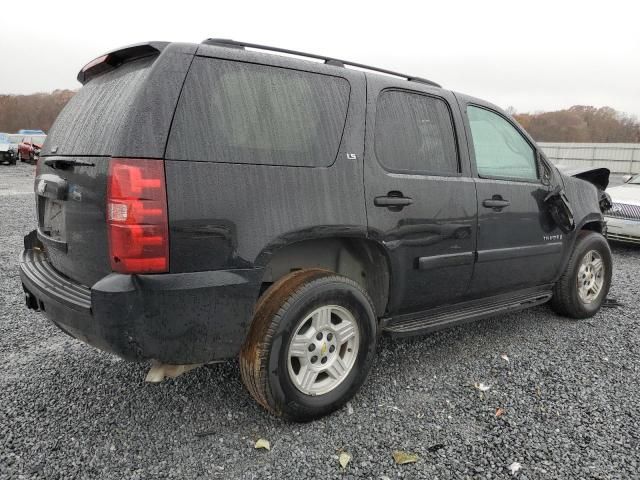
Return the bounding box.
[240,269,377,421]
[551,231,612,319]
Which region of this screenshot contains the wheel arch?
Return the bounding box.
[553,214,607,284]
[578,217,605,234]
[255,234,391,317]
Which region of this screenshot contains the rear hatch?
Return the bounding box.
[36,42,195,287]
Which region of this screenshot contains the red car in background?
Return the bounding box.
[18,136,45,164]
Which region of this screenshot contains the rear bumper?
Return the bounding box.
[19,244,263,363]
[605,216,640,245]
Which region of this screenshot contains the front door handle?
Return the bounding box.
[483,198,511,210]
[374,192,413,210]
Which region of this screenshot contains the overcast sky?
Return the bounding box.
[2,0,639,117]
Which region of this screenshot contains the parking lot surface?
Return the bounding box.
[1,163,639,479]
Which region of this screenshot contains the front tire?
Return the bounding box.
[240,269,377,421]
[551,231,612,318]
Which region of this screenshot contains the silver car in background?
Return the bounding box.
[0,133,17,165]
[605,174,640,244]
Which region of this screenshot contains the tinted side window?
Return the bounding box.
[467,106,537,181]
[374,90,458,175]
[167,57,350,167]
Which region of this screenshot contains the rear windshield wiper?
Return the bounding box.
[44,158,95,170]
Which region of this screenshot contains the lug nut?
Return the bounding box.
[308,344,315,352]
[327,333,333,341]
[316,332,323,340]
[329,345,335,353]
[311,356,318,363]
[321,357,327,364]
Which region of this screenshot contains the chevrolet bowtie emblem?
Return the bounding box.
[320,343,327,355]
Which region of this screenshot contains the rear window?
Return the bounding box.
[167,57,350,167]
[374,90,458,175]
[43,57,154,156]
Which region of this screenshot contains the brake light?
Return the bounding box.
[107,158,169,274]
[81,54,109,72]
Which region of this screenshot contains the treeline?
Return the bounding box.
[514,106,640,143]
[0,90,75,133]
[1,91,639,144]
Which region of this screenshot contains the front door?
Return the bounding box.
[364,77,477,315]
[460,100,564,295]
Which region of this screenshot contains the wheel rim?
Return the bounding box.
[286,305,360,396]
[577,249,605,304]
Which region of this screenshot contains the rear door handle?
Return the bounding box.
[482,198,511,209]
[374,193,413,210]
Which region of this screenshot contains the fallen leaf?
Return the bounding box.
[474,382,491,392]
[501,354,510,363]
[495,407,506,417]
[254,438,270,451]
[392,450,419,465]
[508,462,522,474]
[347,402,354,415]
[339,451,351,469]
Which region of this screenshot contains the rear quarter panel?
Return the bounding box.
[165,54,367,273]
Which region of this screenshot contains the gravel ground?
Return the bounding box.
[1,162,639,479]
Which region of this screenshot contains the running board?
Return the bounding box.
[383,287,553,337]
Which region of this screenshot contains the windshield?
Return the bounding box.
[629,175,640,185]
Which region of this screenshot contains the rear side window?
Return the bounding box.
[167,57,350,167]
[374,90,459,175]
[467,106,537,181]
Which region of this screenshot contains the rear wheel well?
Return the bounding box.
[260,238,390,317]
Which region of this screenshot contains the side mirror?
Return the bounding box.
[623,174,632,183]
[544,185,575,233]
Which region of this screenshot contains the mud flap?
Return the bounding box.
[544,186,575,234]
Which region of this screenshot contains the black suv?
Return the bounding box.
[20,39,613,421]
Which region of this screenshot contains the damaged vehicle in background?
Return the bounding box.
[18,135,46,164]
[19,39,613,421]
[0,133,17,165]
[604,173,640,244]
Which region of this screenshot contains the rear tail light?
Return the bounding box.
[107,158,169,274]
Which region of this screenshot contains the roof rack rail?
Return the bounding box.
[201,38,441,88]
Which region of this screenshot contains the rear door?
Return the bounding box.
[459,98,564,295]
[364,76,477,315]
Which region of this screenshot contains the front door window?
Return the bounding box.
[467,106,537,181]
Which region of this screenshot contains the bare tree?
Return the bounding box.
[0,90,75,133]
[514,106,640,143]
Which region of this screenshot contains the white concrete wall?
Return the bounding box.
[539,143,640,174]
